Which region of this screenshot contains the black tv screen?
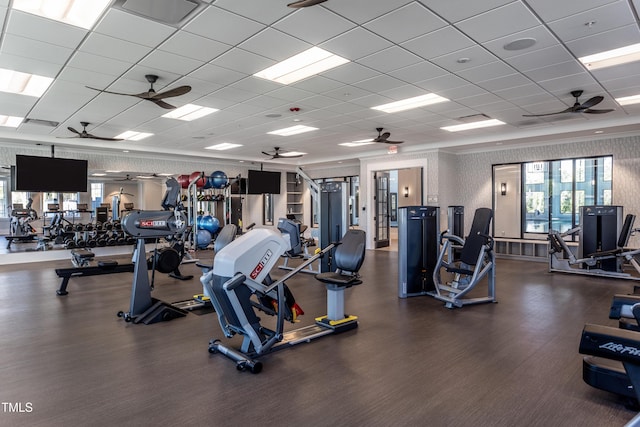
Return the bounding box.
[247,170,281,194]
[230,177,247,194]
[15,155,88,192]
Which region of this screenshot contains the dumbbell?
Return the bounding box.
[86,239,97,248]
[96,237,107,247]
[65,224,74,232]
[103,222,113,231]
[65,239,76,249]
[74,224,84,232]
[112,221,122,230]
[85,223,94,231]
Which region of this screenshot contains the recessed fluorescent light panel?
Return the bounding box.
[616,94,640,106]
[115,131,153,141]
[0,115,24,127]
[441,119,505,132]
[13,0,111,29]
[280,151,306,157]
[579,43,640,70]
[254,47,349,84]
[339,139,375,147]
[371,93,449,113]
[162,104,219,121]
[267,125,318,136]
[0,69,53,97]
[91,173,106,176]
[206,143,243,151]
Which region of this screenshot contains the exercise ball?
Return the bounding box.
[209,171,228,189]
[177,174,190,189]
[195,229,212,249]
[197,215,220,235]
[190,171,207,188]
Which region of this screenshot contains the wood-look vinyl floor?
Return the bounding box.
[0,250,636,426]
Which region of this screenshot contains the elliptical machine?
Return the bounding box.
[117,178,189,325]
[9,198,37,236]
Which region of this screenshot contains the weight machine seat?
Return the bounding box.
[315,229,366,287]
[445,233,490,275]
[71,249,95,260]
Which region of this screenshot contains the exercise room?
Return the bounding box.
[2,1,640,426]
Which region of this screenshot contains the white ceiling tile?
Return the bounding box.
[525,0,619,21]
[0,53,63,77]
[476,73,532,91]
[183,6,265,45]
[210,86,257,103]
[455,2,541,43]
[321,62,378,85]
[66,51,131,77]
[357,47,423,73]
[483,26,561,59]
[189,64,246,86]
[95,9,175,48]
[364,2,447,44]
[7,10,87,49]
[293,95,339,109]
[0,93,37,116]
[291,76,345,93]
[602,75,640,92]
[320,27,393,61]
[352,75,407,93]
[266,86,314,102]
[432,84,490,101]
[456,61,516,83]
[57,66,115,88]
[274,7,355,45]
[505,45,575,72]
[211,48,275,75]
[325,0,413,24]
[508,92,554,107]
[348,93,395,108]
[548,1,636,43]
[378,84,436,101]
[523,60,585,82]
[565,24,640,58]
[213,0,294,25]
[138,50,204,76]
[431,45,499,73]
[401,26,475,59]
[387,61,448,84]
[493,83,549,101]
[229,76,282,95]
[415,74,470,93]
[158,31,231,62]
[591,61,640,83]
[80,33,151,63]
[536,73,600,94]
[238,28,311,62]
[417,0,514,23]
[1,33,73,66]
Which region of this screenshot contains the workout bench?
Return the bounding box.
[55,249,134,296]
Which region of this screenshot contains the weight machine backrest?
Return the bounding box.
[333,229,366,273]
[618,214,636,248]
[468,208,493,237]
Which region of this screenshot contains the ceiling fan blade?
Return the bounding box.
[579,96,604,110]
[151,85,192,100]
[385,140,404,144]
[583,108,614,114]
[288,0,328,7]
[67,127,81,135]
[86,86,141,97]
[86,134,124,141]
[522,107,574,117]
[150,98,176,109]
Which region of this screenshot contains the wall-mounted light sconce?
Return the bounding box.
[500,182,507,196]
[403,186,409,197]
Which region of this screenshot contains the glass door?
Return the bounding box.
[374,171,390,248]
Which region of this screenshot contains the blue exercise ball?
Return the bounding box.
[195,229,212,249]
[197,215,220,235]
[209,171,228,189]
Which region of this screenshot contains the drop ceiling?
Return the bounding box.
[0,0,639,166]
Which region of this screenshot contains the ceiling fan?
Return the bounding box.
[523,90,614,117]
[61,122,123,141]
[373,127,404,144]
[115,174,136,182]
[86,74,191,110]
[262,147,303,159]
[287,0,327,7]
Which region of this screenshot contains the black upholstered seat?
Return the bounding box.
[315,229,366,287]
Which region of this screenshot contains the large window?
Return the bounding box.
[0,180,7,217]
[90,183,103,212]
[523,156,612,235]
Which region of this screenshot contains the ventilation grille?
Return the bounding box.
[113,0,205,26]
[23,118,59,127]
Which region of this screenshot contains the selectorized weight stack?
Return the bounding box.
[398,206,440,298]
[579,205,623,272]
[319,181,349,273]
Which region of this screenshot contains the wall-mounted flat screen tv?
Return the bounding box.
[247,170,281,194]
[15,155,88,192]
